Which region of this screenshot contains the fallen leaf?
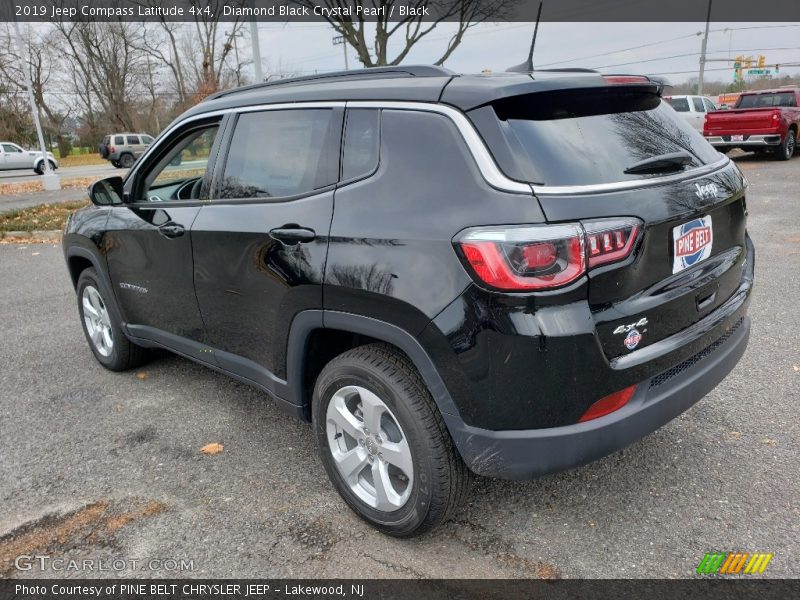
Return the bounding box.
[762,438,777,446]
[31,252,40,256]
[729,431,742,439]
[200,443,224,455]
[135,372,148,380]
[793,365,800,372]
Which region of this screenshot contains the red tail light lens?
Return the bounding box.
[578,385,637,423]
[583,219,640,268]
[457,219,641,291]
[109,146,116,154]
[458,224,585,291]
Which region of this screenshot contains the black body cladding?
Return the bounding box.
[63,66,754,480]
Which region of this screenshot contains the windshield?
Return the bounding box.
[484,89,720,186]
[736,92,797,108]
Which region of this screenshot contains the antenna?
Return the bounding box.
[526,2,544,72]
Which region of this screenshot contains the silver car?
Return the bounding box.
[0,142,58,174]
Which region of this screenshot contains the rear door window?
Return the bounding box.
[114,136,124,145]
[219,109,338,199]
[692,97,705,113]
[666,97,690,112]
[126,135,140,145]
[480,89,721,186]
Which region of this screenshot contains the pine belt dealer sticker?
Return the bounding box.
[672,215,713,274]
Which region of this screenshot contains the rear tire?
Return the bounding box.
[312,343,471,537]
[76,268,146,371]
[776,129,796,161]
[119,153,135,168]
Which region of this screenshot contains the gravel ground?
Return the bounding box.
[0,153,798,579]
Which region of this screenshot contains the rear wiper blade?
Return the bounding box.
[624,151,694,175]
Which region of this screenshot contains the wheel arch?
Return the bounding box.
[286,311,460,422]
[65,246,105,289]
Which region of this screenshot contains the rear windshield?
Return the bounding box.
[665,97,690,112]
[483,89,720,186]
[736,92,797,108]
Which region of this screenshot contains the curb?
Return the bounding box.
[0,230,62,241]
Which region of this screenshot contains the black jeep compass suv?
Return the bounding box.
[63,66,754,537]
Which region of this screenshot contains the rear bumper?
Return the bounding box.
[705,134,782,147]
[445,315,749,479]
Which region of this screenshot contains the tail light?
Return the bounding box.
[109,146,116,154]
[578,385,637,422]
[456,219,641,292]
[458,224,585,291]
[583,219,640,268]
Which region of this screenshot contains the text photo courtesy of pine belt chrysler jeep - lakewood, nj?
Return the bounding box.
[63,66,754,537]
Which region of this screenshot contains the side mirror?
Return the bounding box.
[88,176,124,206]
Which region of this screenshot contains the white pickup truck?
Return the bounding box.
[0,142,58,175]
[664,95,719,133]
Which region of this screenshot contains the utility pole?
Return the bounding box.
[12,20,59,190]
[250,21,263,82]
[697,0,713,95]
[332,35,349,70]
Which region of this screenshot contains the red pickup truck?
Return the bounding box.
[704,88,800,160]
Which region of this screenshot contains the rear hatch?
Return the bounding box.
[468,84,748,360]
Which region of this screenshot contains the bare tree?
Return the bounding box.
[53,20,149,132]
[293,0,515,67]
[0,24,72,152]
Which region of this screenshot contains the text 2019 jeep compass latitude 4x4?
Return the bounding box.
[63,66,754,537]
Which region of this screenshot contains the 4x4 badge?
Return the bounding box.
[613,317,648,335]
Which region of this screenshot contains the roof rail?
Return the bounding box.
[205,65,455,101]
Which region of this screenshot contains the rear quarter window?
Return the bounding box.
[474,89,721,187]
[666,97,690,112]
[341,109,380,181]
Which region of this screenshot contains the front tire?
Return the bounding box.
[34,160,57,175]
[76,268,146,371]
[312,343,470,537]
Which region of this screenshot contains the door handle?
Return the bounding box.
[158,223,185,238]
[269,226,316,245]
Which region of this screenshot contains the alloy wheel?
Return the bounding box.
[326,385,414,511]
[82,285,114,357]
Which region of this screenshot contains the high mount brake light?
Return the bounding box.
[457,219,641,292]
[603,75,651,85]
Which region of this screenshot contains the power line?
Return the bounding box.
[592,46,800,70]
[538,24,800,68]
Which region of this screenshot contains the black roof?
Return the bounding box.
[182,65,657,120]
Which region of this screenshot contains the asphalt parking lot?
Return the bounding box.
[0,153,798,579]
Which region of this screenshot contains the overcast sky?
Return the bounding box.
[254,21,800,84]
